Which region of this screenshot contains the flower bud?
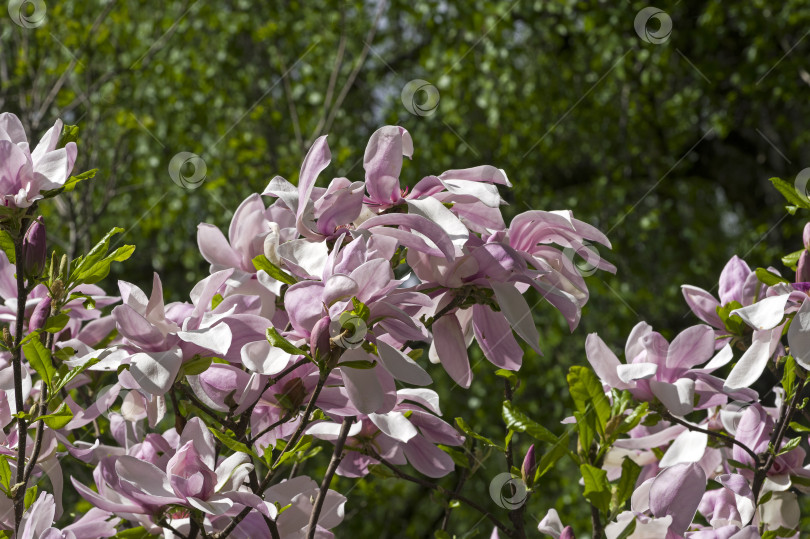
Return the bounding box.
[560,527,574,539]
[803,223,810,250]
[29,296,51,332]
[22,217,46,279]
[521,444,536,488]
[797,251,810,283]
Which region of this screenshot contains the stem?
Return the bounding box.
[590,503,604,539]
[307,416,354,539]
[503,379,525,538]
[248,411,295,446]
[752,384,804,500]
[12,233,29,533]
[370,451,514,538]
[661,411,760,464]
[21,385,46,488]
[215,369,329,539]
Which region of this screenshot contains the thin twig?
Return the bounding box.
[12,225,30,534]
[307,416,354,539]
[661,411,759,464]
[370,451,514,537]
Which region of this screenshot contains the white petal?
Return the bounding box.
[658,430,707,467]
[731,294,790,330]
[617,362,658,383]
[178,323,232,356]
[650,378,695,417]
[788,299,810,369]
[240,340,292,376]
[490,282,541,354]
[368,412,419,443]
[129,349,183,396]
[724,329,775,390]
[376,341,432,386]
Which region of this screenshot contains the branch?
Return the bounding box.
[215,369,329,539]
[661,411,759,465]
[370,451,514,538]
[307,416,354,539]
[11,224,30,534]
[753,383,804,500]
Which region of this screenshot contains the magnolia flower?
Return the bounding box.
[18,492,119,539]
[586,323,755,417]
[630,462,707,535]
[0,113,77,208]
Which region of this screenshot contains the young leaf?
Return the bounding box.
[43,313,70,334]
[615,457,642,508]
[455,417,504,450]
[208,427,259,459]
[22,338,55,393]
[252,255,297,285]
[502,401,557,444]
[769,177,810,209]
[567,366,611,436]
[0,232,15,264]
[50,357,100,397]
[534,432,570,479]
[0,455,10,494]
[266,327,307,357]
[580,463,611,513]
[39,402,73,429]
[755,268,789,287]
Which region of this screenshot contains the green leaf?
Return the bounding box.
[777,437,801,455]
[113,526,155,539]
[208,427,259,459]
[350,297,371,321]
[534,432,570,479]
[567,366,611,436]
[615,457,641,508]
[502,401,557,443]
[434,531,452,539]
[180,355,214,377]
[756,268,790,287]
[339,360,377,369]
[0,455,11,494]
[455,417,504,450]
[211,293,224,310]
[252,255,297,285]
[788,421,810,433]
[50,356,100,397]
[0,232,15,264]
[769,176,810,208]
[782,355,797,399]
[783,249,804,270]
[580,463,611,513]
[494,368,518,386]
[39,402,73,429]
[438,445,470,469]
[43,313,70,333]
[574,410,594,454]
[70,228,135,286]
[266,327,307,357]
[618,402,649,435]
[23,338,55,393]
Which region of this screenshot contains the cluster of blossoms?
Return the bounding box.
[0,114,621,538]
[1,111,808,539]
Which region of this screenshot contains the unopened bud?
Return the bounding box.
[560,526,575,539]
[2,327,11,348]
[803,223,810,250]
[29,296,51,332]
[798,251,810,283]
[521,444,536,488]
[51,279,64,302]
[22,217,46,279]
[310,315,332,360]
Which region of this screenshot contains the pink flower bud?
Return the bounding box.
[28,296,51,332]
[521,444,536,488]
[560,527,575,539]
[797,251,810,283]
[22,217,46,278]
[803,223,810,250]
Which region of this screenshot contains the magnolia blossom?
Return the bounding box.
[0,113,77,208]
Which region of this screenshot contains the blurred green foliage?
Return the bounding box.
[3,0,810,536]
